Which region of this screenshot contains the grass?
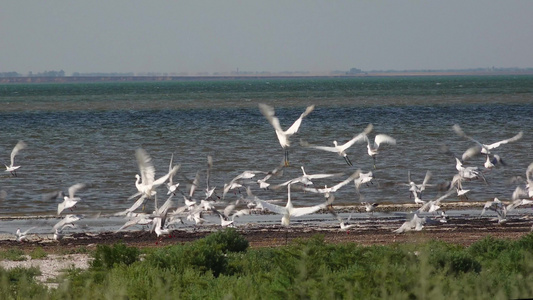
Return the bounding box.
[2,228,533,299]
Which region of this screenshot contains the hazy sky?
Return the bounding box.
[2,1,533,74]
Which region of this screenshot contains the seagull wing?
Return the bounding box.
[68,183,87,199]
[462,145,482,161]
[10,140,27,166]
[485,131,523,150]
[421,171,432,191]
[374,134,396,148]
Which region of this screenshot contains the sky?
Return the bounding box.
[2,1,533,75]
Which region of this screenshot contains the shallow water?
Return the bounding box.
[0,76,532,218]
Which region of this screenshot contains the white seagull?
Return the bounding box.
[259,103,315,166]
[300,124,371,166]
[4,140,27,176]
[52,183,88,215]
[362,125,396,168]
[393,213,426,234]
[255,184,333,227]
[256,161,285,190]
[406,170,432,200]
[16,227,35,242]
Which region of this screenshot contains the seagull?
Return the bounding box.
[130,148,179,202]
[393,213,426,234]
[300,124,371,166]
[506,199,533,212]
[259,103,315,166]
[115,213,153,233]
[417,190,455,214]
[150,194,174,238]
[455,158,486,183]
[255,184,333,227]
[53,214,82,231]
[48,183,88,215]
[406,170,432,199]
[256,161,285,190]
[15,227,35,242]
[328,206,357,231]
[166,154,181,195]
[275,166,342,188]
[453,124,523,158]
[481,198,507,223]
[362,202,379,215]
[361,125,396,168]
[450,174,470,200]
[4,140,27,177]
[205,155,218,200]
[354,171,374,194]
[301,170,361,199]
[53,223,76,241]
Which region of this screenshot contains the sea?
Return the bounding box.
[1,75,532,218]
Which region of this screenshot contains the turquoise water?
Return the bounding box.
[0,75,532,216]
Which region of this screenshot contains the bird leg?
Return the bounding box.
[284,149,290,167]
[344,155,353,166]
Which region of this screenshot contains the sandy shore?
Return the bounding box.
[1,204,532,286]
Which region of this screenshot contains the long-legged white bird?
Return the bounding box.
[362,125,396,168]
[4,140,27,177]
[259,103,315,166]
[453,124,523,159]
[130,148,179,203]
[255,184,333,227]
[300,124,372,166]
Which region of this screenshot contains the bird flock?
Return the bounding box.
[3,103,532,242]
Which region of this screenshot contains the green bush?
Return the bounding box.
[91,243,140,270]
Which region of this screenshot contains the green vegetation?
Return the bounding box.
[2,228,533,299]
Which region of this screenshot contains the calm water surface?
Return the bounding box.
[1,76,532,216]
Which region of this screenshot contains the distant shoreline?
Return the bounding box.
[2,70,533,84]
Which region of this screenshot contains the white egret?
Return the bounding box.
[259,103,315,166]
[130,148,179,201]
[453,124,523,157]
[300,124,371,166]
[362,126,396,168]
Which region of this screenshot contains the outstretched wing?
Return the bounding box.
[284,105,315,135]
[10,140,27,166]
[485,131,523,150]
[136,148,155,186]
